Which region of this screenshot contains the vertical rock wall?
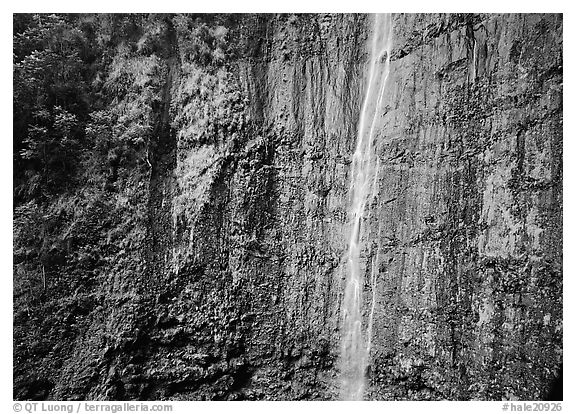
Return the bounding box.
[14,13,562,401]
[164,14,368,400]
[363,13,562,400]
[162,13,562,400]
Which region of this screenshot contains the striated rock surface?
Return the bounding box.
[13,13,562,400]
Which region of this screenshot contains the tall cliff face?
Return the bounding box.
[363,13,562,400]
[13,13,562,401]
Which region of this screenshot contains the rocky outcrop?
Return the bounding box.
[13,13,562,401]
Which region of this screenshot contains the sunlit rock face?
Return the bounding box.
[13,13,562,401]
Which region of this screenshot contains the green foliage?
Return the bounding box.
[173,15,228,66]
[17,106,81,198]
[137,15,173,56]
[13,14,179,400]
[21,106,80,159]
[14,14,92,200]
[105,49,165,146]
[172,64,247,149]
[13,13,169,201]
[13,200,44,264]
[13,13,168,305]
[168,16,253,231]
[81,48,167,183]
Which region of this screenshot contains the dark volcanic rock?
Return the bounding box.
[13,13,562,401]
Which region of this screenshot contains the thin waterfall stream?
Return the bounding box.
[340,13,393,401]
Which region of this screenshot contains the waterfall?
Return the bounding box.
[340,13,393,401]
